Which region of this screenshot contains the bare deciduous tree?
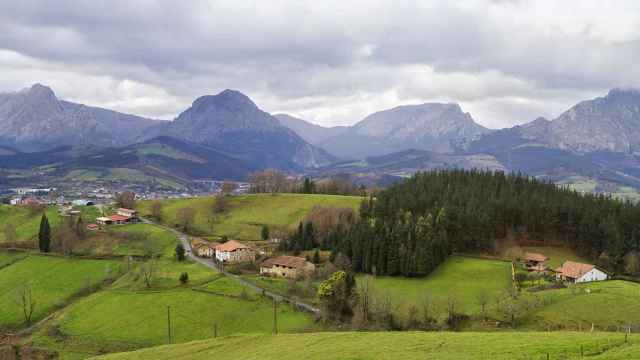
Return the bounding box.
[176,207,196,232]
[15,285,36,325]
[3,222,16,243]
[140,260,156,288]
[476,290,489,321]
[150,201,163,221]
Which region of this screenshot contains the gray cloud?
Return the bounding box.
[0,0,639,128]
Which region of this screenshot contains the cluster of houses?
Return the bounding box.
[523,251,608,283]
[190,238,315,279]
[95,208,139,226]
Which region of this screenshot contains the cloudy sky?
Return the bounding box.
[1,1,639,129]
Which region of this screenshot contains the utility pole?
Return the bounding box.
[167,306,172,344]
[272,299,278,335]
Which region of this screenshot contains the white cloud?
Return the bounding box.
[0,1,639,128]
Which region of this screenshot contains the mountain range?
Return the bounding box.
[1,84,640,194]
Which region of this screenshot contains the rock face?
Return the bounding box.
[548,89,640,154]
[0,84,160,151]
[156,90,336,170]
[274,114,348,145]
[318,103,490,159]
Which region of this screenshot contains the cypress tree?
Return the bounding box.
[38,213,51,253]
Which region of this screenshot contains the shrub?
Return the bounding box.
[179,272,189,285]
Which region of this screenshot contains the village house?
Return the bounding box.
[117,208,139,222]
[554,260,608,283]
[190,238,219,258]
[86,224,99,231]
[215,240,255,263]
[96,217,113,226]
[95,208,138,226]
[523,252,549,272]
[260,255,315,279]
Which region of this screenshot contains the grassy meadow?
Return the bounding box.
[28,258,315,358]
[357,256,512,319]
[73,224,180,258]
[135,193,362,241]
[94,331,640,360]
[0,254,121,329]
[0,205,61,244]
[520,280,640,330]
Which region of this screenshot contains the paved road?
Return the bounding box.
[150,220,320,314]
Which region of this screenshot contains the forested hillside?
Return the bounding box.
[324,170,640,277]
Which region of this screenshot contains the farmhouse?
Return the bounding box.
[96,217,113,226]
[523,252,549,272]
[215,240,255,263]
[554,260,608,283]
[117,208,139,221]
[260,256,315,279]
[191,238,219,258]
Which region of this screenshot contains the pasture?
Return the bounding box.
[73,224,180,258]
[0,254,121,328]
[136,193,362,240]
[94,331,639,360]
[0,205,60,244]
[520,280,640,330]
[25,256,313,358]
[357,256,513,319]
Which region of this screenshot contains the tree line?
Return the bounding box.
[316,169,640,277]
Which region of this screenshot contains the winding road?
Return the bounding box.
[148,219,320,314]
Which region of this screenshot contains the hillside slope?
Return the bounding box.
[94,331,638,360]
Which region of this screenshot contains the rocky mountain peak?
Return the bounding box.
[191,89,258,114]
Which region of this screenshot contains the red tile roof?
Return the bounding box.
[555,261,595,279]
[215,240,250,252]
[109,214,130,222]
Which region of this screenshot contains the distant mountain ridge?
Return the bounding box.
[152,90,336,170]
[0,84,161,151]
[274,114,348,145]
[279,103,490,159]
[0,85,334,178]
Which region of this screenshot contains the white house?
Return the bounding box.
[554,260,608,283]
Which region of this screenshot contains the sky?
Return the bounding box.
[1,0,639,129]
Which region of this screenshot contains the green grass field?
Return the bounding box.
[0,205,60,243]
[29,260,314,357]
[111,258,219,290]
[73,224,180,258]
[357,256,512,319]
[0,254,121,328]
[0,251,26,268]
[94,331,640,360]
[136,194,362,240]
[521,280,640,330]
